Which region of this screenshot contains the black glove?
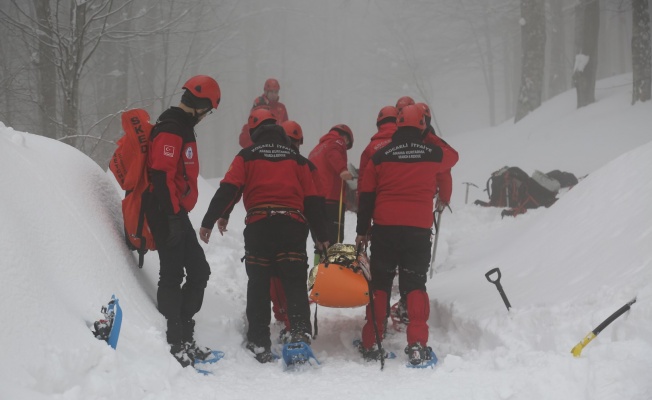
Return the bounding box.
[166,214,185,247]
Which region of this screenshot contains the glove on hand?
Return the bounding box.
[167,214,185,247]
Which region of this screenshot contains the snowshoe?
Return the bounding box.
[353,339,396,361]
[281,341,320,367]
[92,295,122,349]
[192,349,225,375]
[405,343,438,368]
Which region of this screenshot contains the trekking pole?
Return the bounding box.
[570,298,636,357]
[428,210,443,279]
[337,180,344,243]
[485,268,512,311]
[357,243,385,371]
[462,182,478,205]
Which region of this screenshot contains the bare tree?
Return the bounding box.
[514,0,546,122]
[573,0,600,108]
[547,0,568,99]
[632,0,651,103]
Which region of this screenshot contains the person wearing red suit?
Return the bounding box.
[200,109,328,363]
[146,75,220,368]
[252,78,289,123]
[355,105,459,366]
[308,124,354,247]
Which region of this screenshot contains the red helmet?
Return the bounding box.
[182,75,221,109]
[248,107,277,131]
[376,106,398,125]
[395,96,415,111]
[264,78,280,92]
[331,124,353,149]
[397,105,425,130]
[415,102,431,120]
[281,120,303,144]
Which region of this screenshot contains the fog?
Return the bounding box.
[0,0,646,178]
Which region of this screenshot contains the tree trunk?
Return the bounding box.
[573,0,600,109]
[632,0,651,104]
[34,0,58,139]
[548,0,567,99]
[483,11,496,126]
[514,0,546,123]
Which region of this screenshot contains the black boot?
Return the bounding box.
[170,342,193,367]
[246,342,275,363]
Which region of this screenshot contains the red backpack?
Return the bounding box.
[109,109,156,267]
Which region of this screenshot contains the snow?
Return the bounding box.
[1,74,651,399]
[574,54,590,73]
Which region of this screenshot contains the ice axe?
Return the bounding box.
[462,182,478,205]
[570,298,636,357]
[485,268,512,311]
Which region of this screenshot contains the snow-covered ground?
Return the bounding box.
[1,75,651,399]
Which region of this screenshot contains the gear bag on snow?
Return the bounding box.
[109,109,156,267]
[474,166,575,217]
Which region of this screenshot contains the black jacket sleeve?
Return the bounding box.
[356,192,376,235]
[201,183,241,229]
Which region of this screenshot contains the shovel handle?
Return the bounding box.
[485,267,502,284]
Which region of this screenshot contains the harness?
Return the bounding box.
[244,204,307,225]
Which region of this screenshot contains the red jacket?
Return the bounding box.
[147,107,200,215]
[357,128,459,231]
[201,125,327,241]
[358,122,397,192]
[308,130,349,203]
[239,123,254,148]
[423,126,458,204]
[253,95,288,123]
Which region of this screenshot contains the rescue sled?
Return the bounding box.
[308,244,370,308]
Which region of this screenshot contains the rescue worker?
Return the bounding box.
[308,124,354,256]
[200,109,328,363]
[146,75,220,367]
[355,105,459,366]
[252,78,289,123]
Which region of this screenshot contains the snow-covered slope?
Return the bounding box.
[0,75,650,399]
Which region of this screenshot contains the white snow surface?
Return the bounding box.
[1,75,651,399]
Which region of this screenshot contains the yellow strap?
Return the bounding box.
[338,180,344,243]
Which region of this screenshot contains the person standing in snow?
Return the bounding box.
[145,75,220,368]
[199,108,328,363]
[355,105,459,365]
[238,79,288,148]
[308,124,354,262]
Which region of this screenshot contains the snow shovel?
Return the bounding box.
[485,268,511,311]
[570,298,636,357]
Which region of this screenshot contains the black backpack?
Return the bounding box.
[474,166,559,216]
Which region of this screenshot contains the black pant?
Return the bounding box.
[324,201,346,245]
[148,208,211,344]
[369,225,431,297]
[243,215,310,348]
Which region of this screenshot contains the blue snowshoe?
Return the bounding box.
[405,343,438,368]
[92,295,122,350]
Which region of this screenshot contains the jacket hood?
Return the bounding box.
[370,122,397,142]
[318,130,344,144]
[251,124,290,146]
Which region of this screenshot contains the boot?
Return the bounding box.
[185,341,212,361]
[405,342,433,366]
[289,331,311,345]
[357,342,391,362]
[170,342,193,367]
[246,342,275,364]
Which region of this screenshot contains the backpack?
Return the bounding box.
[109,109,156,267]
[474,166,558,217]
